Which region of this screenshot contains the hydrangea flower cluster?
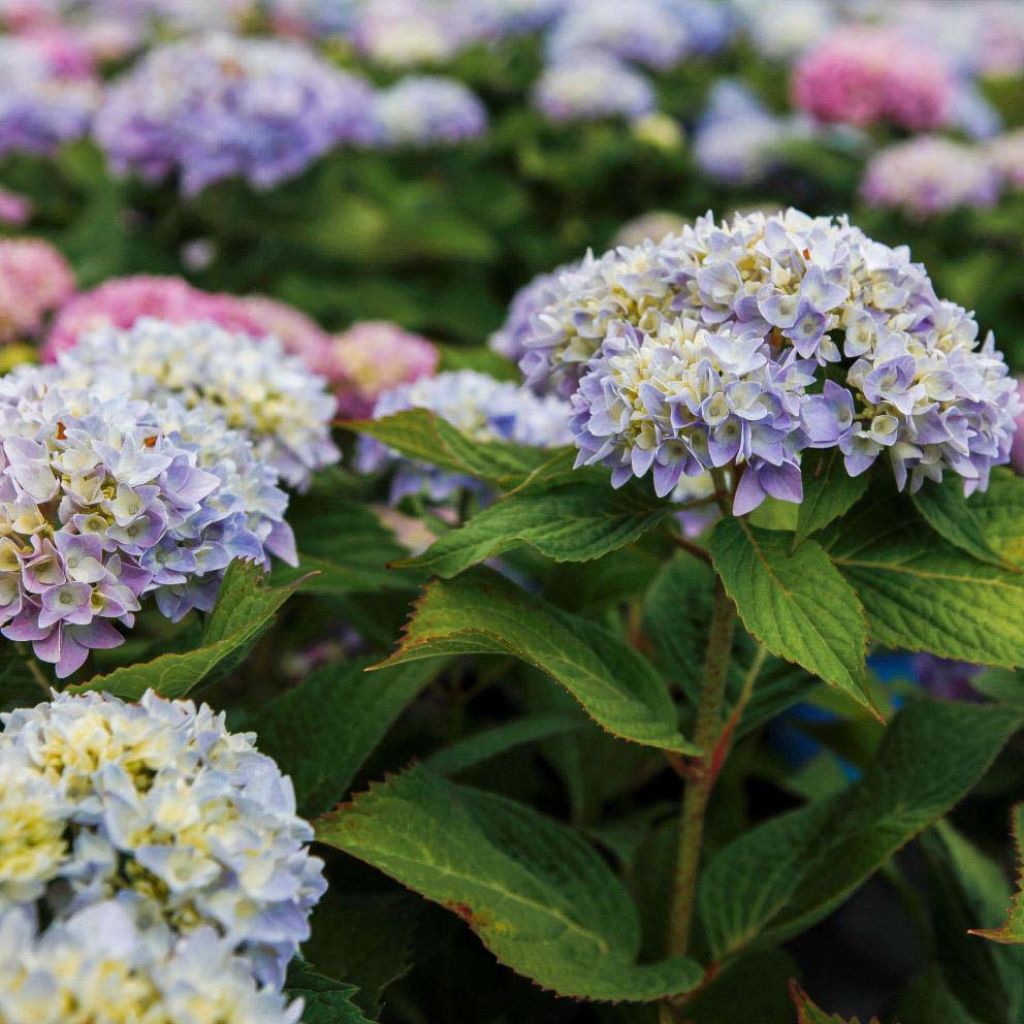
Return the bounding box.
[861,137,1000,218]
[0,186,31,226]
[375,76,488,147]
[94,33,379,195]
[792,28,954,131]
[732,0,833,59]
[349,0,470,67]
[358,370,572,503]
[533,56,654,124]
[987,129,1024,191]
[517,208,1020,513]
[0,903,303,1024]
[44,275,335,374]
[544,0,692,70]
[694,80,810,187]
[0,689,326,987]
[331,320,440,418]
[0,34,100,158]
[0,370,295,674]
[54,318,339,491]
[0,239,75,344]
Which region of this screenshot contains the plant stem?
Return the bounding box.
[665,576,736,960]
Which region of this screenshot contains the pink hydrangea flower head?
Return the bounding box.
[45,276,333,376]
[792,27,954,131]
[0,187,31,226]
[331,320,440,418]
[0,239,74,343]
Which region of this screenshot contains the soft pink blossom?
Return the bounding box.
[0,187,31,226]
[792,28,954,131]
[0,238,74,343]
[330,320,440,418]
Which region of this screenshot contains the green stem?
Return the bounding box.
[665,576,736,960]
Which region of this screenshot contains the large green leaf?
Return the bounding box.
[253,657,442,817]
[348,408,569,490]
[374,570,698,754]
[969,804,1024,946]
[699,700,1024,960]
[911,477,1008,569]
[824,496,1024,668]
[400,479,672,578]
[898,967,986,1024]
[708,518,874,715]
[316,768,703,1002]
[795,448,869,544]
[71,562,305,700]
[284,961,373,1024]
[969,471,1024,569]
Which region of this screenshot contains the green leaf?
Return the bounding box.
[284,961,373,1024]
[699,700,1024,960]
[708,518,875,716]
[421,714,585,775]
[911,476,1008,569]
[400,479,671,578]
[795,448,869,544]
[348,409,566,491]
[316,768,703,1002]
[275,502,424,595]
[374,569,698,754]
[71,562,305,700]
[682,949,799,1024]
[789,981,879,1023]
[254,657,441,817]
[898,967,986,1024]
[968,471,1024,569]
[969,804,1024,946]
[825,495,1024,668]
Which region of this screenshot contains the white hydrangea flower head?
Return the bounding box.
[0,690,326,988]
[0,901,303,1024]
[54,318,340,491]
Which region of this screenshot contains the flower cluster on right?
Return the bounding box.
[512,208,1021,514]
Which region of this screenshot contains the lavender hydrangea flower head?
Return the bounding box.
[330,320,440,418]
[375,76,487,147]
[861,137,1000,219]
[0,35,100,158]
[53,318,340,491]
[358,370,571,503]
[545,0,691,70]
[0,688,326,988]
[0,238,74,343]
[520,208,1021,514]
[0,903,304,1024]
[533,56,655,124]
[94,32,379,195]
[453,0,565,39]
[0,369,296,674]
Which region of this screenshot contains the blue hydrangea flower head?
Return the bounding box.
[375,76,487,147]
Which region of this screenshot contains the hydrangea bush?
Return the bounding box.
[1,3,1024,1022]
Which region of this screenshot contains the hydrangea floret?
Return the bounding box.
[53,318,340,491]
[517,208,1020,514]
[0,689,326,987]
[358,369,572,503]
[0,369,295,675]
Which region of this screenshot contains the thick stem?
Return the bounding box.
[665,576,736,959]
